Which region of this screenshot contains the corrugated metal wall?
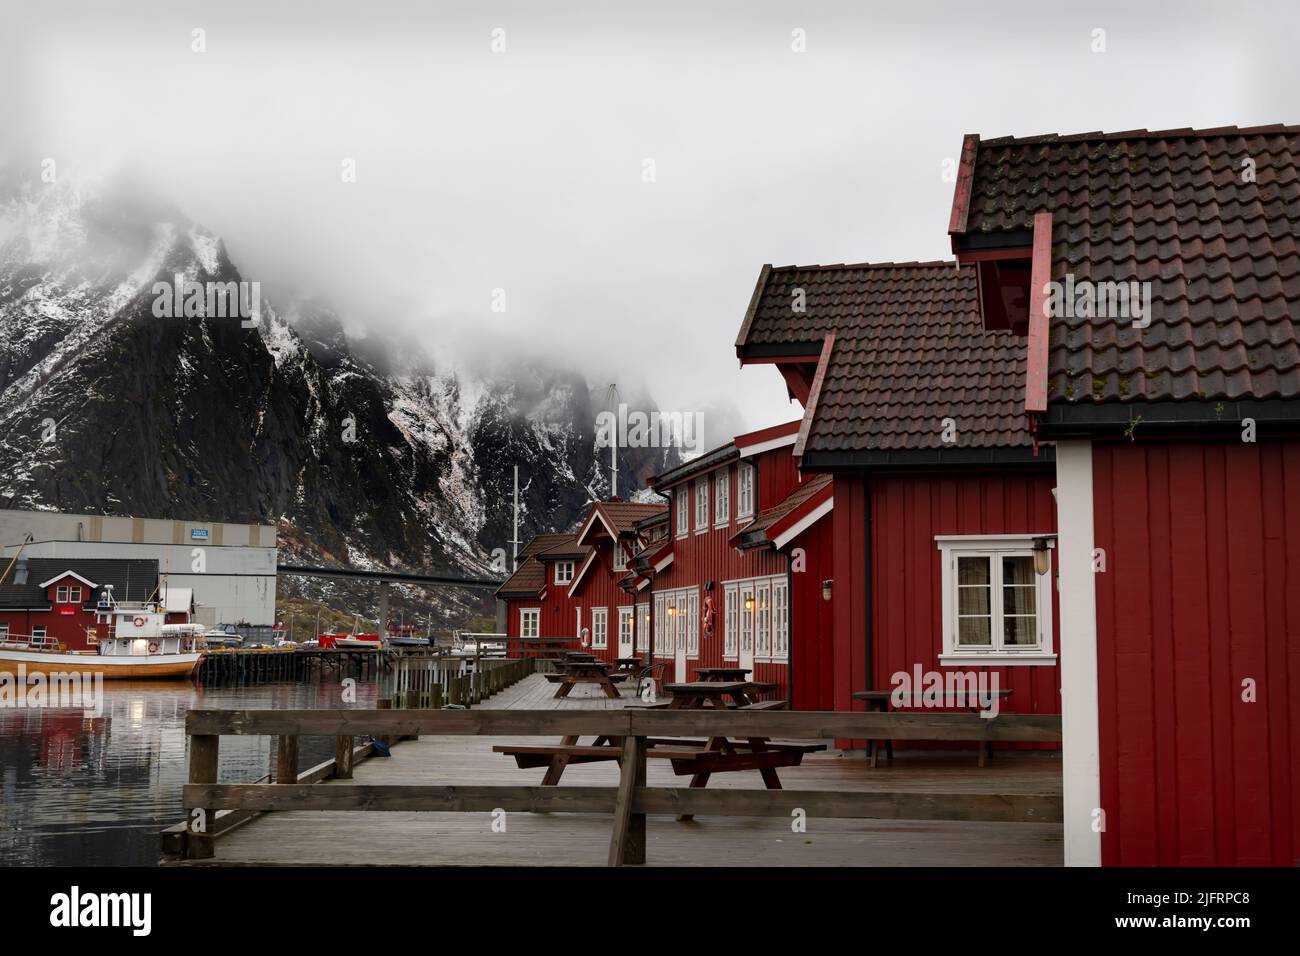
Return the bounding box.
[1093,438,1300,866]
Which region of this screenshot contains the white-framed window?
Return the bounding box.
[738,463,755,518]
[32,626,47,641]
[613,542,627,572]
[739,583,754,656]
[936,535,1056,664]
[772,578,789,661]
[554,561,574,584]
[723,585,738,659]
[655,593,673,653]
[694,479,708,532]
[675,592,688,655]
[754,581,771,659]
[56,585,70,603]
[637,604,650,651]
[676,487,689,537]
[519,608,540,639]
[687,590,699,655]
[69,586,82,603]
[0,624,8,641]
[618,606,634,652]
[591,607,608,649]
[715,468,730,526]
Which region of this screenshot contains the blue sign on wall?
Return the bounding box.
[190,528,210,540]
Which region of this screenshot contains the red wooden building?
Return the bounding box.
[0,557,162,651]
[944,125,1300,867]
[736,261,1064,745]
[631,420,835,703]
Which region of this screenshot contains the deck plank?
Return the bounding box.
[183,674,1063,866]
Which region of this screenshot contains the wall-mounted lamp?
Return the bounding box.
[666,606,677,617]
[744,595,755,611]
[1032,536,1055,576]
[821,579,833,601]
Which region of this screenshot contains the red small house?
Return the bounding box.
[946,124,1300,866]
[0,558,161,651]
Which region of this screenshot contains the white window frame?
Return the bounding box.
[32,626,47,641]
[554,561,574,585]
[694,478,709,532]
[754,580,772,660]
[714,468,730,527]
[618,606,634,652]
[737,463,755,519]
[0,624,8,641]
[69,585,82,604]
[636,604,650,652]
[687,590,699,655]
[675,487,689,538]
[591,607,608,650]
[519,608,540,639]
[56,585,70,603]
[723,584,739,659]
[613,541,627,572]
[772,578,789,661]
[656,593,673,653]
[936,534,1057,665]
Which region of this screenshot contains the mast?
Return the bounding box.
[512,464,520,571]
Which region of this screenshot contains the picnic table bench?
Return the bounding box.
[694,666,752,682]
[494,731,826,818]
[852,689,1015,767]
[544,660,627,699]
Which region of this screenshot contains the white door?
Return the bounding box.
[739,582,755,674]
[675,591,689,681]
[617,607,634,658]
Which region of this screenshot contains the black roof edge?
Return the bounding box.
[633,512,669,530]
[1038,399,1300,438]
[650,444,740,489]
[738,342,825,359]
[800,446,1055,469]
[952,229,1035,252]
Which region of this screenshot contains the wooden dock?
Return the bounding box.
[172,674,1063,866]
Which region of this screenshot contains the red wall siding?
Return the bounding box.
[831,474,869,712]
[868,470,1061,727]
[790,511,835,710]
[1093,438,1300,866]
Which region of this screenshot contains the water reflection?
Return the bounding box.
[0,679,380,866]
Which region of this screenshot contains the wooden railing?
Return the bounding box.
[179,708,1063,865]
[389,655,534,708]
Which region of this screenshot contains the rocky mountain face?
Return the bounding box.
[0,175,676,624]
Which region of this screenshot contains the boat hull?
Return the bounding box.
[0,648,202,680]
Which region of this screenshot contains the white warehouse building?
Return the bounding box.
[0,509,277,626]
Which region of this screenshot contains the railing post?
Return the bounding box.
[186,734,219,860]
[608,735,647,866]
[276,735,299,784]
[334,735,354,779]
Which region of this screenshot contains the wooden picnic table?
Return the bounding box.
[852,689,1015,768]
[614,656,643,671]
[545,660,625,699]
[662,680,778,709]
[693,666,752,682]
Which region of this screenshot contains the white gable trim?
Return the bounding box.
[566,551,600,598]
[771,496,834,551]
[38,571,99,589]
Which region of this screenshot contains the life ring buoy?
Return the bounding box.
[147,641,159,654]
[132,616,146,627]
[702,596,715,637]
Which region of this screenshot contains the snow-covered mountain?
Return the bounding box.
[0,174,677,620]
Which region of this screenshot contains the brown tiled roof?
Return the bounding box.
[496,533,584,596]
[495,559,545,598]
[519,533,572,559]
[953,125,1300,404]
[592,501,668,536]
[741,262,1033,455]
[734,474,832,548]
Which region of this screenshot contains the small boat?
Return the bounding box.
[325,633,382,650]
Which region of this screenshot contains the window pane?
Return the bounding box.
[957,556,990,585]
[957,586,990,616]
[1002,555,1035,586]
[1004,615,1037,645]
[957,617,991,645]
[1003,584,1037,616]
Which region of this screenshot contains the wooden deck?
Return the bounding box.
[181,675,1063,866]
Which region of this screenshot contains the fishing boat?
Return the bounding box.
[0,595,203,680]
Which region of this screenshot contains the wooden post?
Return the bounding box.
[276,735,299,784]
[608,735,647,866]
[334,735,354,779]
[186,734,219,860]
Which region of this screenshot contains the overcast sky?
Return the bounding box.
[4,0,1295,434]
